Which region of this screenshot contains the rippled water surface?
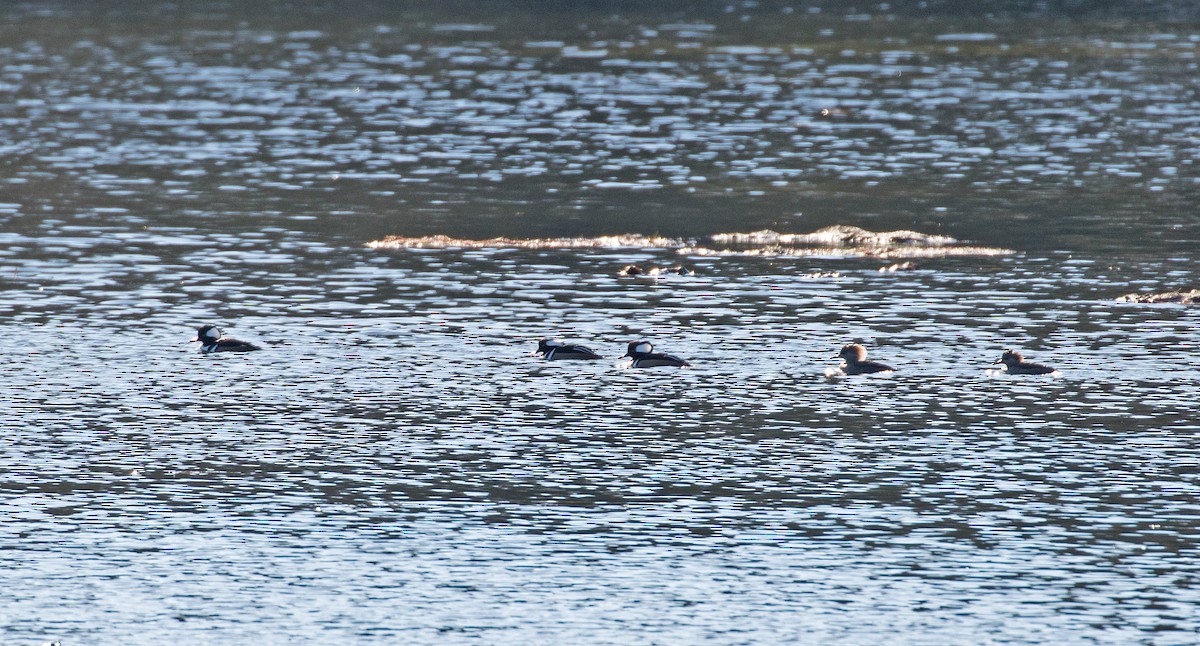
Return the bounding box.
[3,2,1200,644]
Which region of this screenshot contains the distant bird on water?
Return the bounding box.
[192,325,260,353]
[832,343,895,376]
[534,338,603,361]
[994,349,1058,375]
[622,341,690,368]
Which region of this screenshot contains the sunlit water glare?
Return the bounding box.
[2,3,1200,643]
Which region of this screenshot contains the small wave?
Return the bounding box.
[680,245,1012,259]
[366,225,1011,258]
[879,261,921,272]
[617,264,695,277]
[710,226,958,247]
[1115,289,1200,304]
[699,226,1010,258]
[935,33,999,42]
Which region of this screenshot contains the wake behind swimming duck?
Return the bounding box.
[192,325,260,353]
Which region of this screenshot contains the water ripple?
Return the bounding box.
[3,4,1200,644]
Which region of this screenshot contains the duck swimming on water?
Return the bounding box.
[534,338,603,361]
[622,341,690,368]
[994,349,1058,375]
[833,343,895,375]
[192,325,260,353]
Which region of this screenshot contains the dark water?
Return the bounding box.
[3,3,1200,644]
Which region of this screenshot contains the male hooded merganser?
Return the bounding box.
[192,325,260,353]
[994,349,1058,375]
[622,341,690,368]
[534,338,603,361]
[835,343,895,375]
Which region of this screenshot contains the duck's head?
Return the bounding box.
[192,325,222,344]
[623,341,653,358]
[838,343,868,362]
[996,349,1022,366]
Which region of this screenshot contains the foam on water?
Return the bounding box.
[367,226,1013,259]
[709,226,960,247]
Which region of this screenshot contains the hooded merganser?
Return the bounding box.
[622,341,690,368]
[534,338,603,361]
[994,349,1058,375]
[192,325,260,353]
[835,343,895,375]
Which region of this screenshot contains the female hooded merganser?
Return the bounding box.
[192,325,260,353]
[534,338,603,361]
[622,341,690,368]
[994,349,1058,375]
[834,343,895,375]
